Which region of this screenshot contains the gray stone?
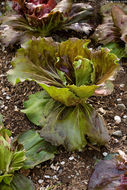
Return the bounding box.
[114,116,121,124]
[120,84,125,88]
[123,115,127,123]
[38,179,43,184]
[112,130,122,137]
[102,152,108,157]
[117,104,126,111]
[117,98,122,102]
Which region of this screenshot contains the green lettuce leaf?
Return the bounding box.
[73,56,95,86]
[0,136,26,185]
[0,114,11,140]
[23,91,109,151]
[0,183,12,190]
[7,38,63,87]
[104,42,127,59]
[0,119,26,187]
[22,91,54,126]
[40,84,80,106]
[68,85,97,101]
[0,114,3,125]
[11,174,35,190]
[14,130,57,169]
[40,103,109,151]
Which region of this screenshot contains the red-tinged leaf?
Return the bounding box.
[92,3,127,59]
[112,6,127,44]
[88,151,127,190]
[1,0,94,45]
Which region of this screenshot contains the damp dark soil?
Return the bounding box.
[0,0,127,190]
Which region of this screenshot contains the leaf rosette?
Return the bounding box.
[0,121,26,188]
[92,3,127,58]
[8,38,119,150]
[0,0,93,46]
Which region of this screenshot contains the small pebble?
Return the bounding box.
[40,187,45,190]
[112,130,122,137]
[1,105,5,108]
[117,104,126,111]
[38,179,43,184]
[123,115,127,119]
[10,136,14,140]
[84,180,88,185]
[103,152,108,157]
[113,138,119,143]
[60,161,65,165]
[76,172,80,176]
[98,107,106,114]
[120,84,125,88]
[0,74,5,78]
[59,169,63,174]
[50,164,60,171]
[14,106,19,111]
[4,106,8,110]
[52,175,58,180]
[114,116,121,124]
[6,96,10,100]
[123,118,127,123]
[117,98,121,102]
[123,115,127,122]
[44,175,50,179]
[69,156,74,160]
[36,165,41,168]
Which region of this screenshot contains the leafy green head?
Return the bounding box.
[7,38,120,150]
[8,38,119,106]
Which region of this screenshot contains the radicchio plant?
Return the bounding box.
[0,0,93,46]
[92,3,127,58]
[7,37,119,151]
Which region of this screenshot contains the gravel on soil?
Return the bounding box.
[0,0,127,189]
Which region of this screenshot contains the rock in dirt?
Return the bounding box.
[114,116,121,124]
[112,130,122,137]
[117,103,126,111]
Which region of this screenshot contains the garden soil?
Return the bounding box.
[0,0,127,189]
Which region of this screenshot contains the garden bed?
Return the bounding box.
[0,0,127,189]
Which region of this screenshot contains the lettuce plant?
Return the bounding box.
[0,118,26,189]
[0,115,56,189]
[0,0,93,46]
[7,37,119,151]
[92,3,127,58]
[13,129,57,169]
